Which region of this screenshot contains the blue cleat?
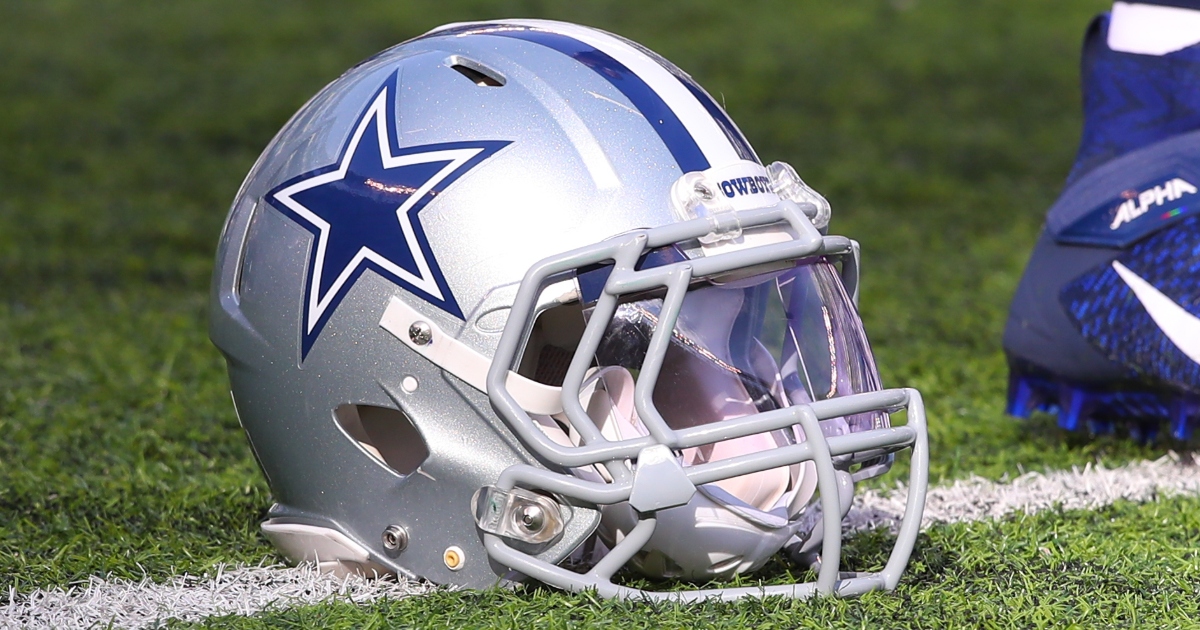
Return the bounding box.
[1004,11,1200,443]
[1172,396,1200,441]
[1057,385,1093,433]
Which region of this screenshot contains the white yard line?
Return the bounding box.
[846,452,1200,532]
[5,454,1200,629]
[2,564,436,630]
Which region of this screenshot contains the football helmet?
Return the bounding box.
[209,19,928,600]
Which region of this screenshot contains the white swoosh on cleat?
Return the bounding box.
[1112,260,1200,364]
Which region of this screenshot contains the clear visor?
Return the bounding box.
[593,257,886,436]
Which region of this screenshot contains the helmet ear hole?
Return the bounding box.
[448,57,506,87]
[333,404,430,476]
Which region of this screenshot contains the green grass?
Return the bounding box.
[179,495,1200,629]
[2,0,1197,626]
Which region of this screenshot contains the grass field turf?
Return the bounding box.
[3,0,1199,626]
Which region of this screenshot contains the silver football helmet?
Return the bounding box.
[209,19,928,600]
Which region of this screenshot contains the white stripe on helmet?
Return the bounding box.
[502,19,743,169]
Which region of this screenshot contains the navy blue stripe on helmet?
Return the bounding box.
[490,29,711,173]
[676,79,759,164]
[607,33,759,164]
[429,25,711,173]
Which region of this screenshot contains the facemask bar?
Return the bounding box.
[482,199,929,600]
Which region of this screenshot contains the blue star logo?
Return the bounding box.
[266,72,509,358]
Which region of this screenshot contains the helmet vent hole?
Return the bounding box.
[333,404,429,476]
[448,58,505,87]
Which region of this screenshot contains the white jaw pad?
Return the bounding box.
[585,363,810,516]
[379,296,564,415]
[569,363,822,579]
